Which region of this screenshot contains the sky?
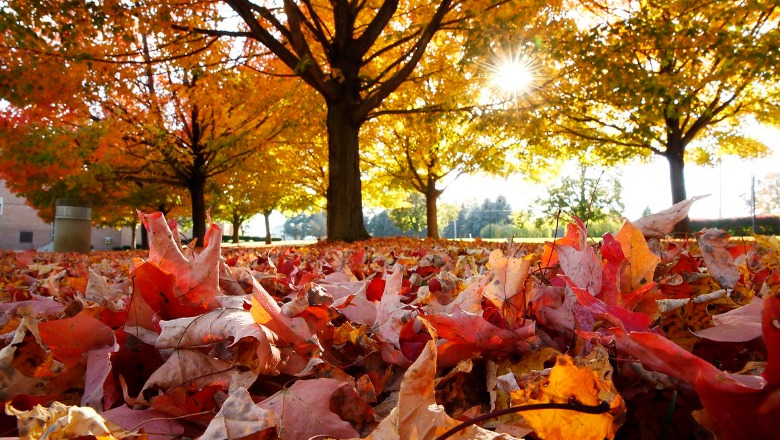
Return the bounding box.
[441,125,779,222]
[244,125,779,236]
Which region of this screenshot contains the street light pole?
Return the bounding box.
[751,162,757,233]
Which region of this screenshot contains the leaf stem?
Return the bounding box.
[659,389,678,440]
[436,401,611,440]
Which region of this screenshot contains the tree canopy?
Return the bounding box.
[2,0,780,241]
[537,0,779,228]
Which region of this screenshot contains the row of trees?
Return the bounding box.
[1,0,778,242]
[362,166,626,239]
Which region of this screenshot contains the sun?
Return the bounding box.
[486,49,540,99]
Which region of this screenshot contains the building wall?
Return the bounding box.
[0,180,53,250]
[1,180,138,251]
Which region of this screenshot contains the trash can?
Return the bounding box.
[53,198,92,253]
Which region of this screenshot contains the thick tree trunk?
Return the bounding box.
[665,137,690,234]
[325,101,370,242]
[231,213,241,244]
[263,209,272,245]
[425,182,442,239]
[190,177,207,246]
[140,227,149,250]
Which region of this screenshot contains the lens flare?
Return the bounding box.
[486,49,541,99]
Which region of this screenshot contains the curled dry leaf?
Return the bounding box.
[155,308,280,375]
[200,387,277,440]
[139,349,255,398]
[693,296,763,342]
[0,316,66,400]
[558,244,603,296]
[356,340,517,440]
[632,195,708,238]
[698,228,740,290]
[6,401,144,440]
[483,249,532,326]
[614,220,661,296]
[258,378,359,440]
[138,211,221,310]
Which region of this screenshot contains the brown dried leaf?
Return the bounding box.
[358,340,517,440]
[200,387,277,440]
[633,196,708,238]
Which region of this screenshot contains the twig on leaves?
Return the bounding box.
[436,401,611,440]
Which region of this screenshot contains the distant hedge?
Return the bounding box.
[690,216,780,236]
[221,235,283,242]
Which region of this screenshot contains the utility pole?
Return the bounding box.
[751,163,757,233]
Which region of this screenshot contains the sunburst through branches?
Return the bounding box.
[485,48,542,100]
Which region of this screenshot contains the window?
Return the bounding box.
[19,231,33,243]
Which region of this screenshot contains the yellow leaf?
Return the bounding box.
[508,348,625,440]
[6,401,145,440]
[250,294,274,326]
[752,235,780,270]
[616,220,661,294]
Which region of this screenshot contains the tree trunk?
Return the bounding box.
[231,213,241,244]
[665,137,690,234]
[190,176,207,246]
[263,209,272,245]
[325,100,370,242]
[130,220,137,250]
[140,226,149,250]
[425,182,442,239]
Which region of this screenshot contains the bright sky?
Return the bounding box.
[440,125,780,222]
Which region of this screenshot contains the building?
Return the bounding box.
[0,180,137,251]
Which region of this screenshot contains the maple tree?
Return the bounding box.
[165,0,543,242]
[364,105,520,238]
[100,41,296,246]
[536,0,780,229]
[210,148,293,244]
[1,21,294,245]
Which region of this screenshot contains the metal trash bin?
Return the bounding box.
[53,198,92,253]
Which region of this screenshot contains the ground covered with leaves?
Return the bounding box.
[1,203,779,440]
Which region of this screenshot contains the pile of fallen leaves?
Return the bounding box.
[1,199,779,440]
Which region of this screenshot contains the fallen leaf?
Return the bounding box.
[139,349,254,398]
[6,400,144,439]
[425,306,536,367]
[200,387,277,439]
[482,249,532,325]
[558,244,602,296]
[614,221,661,295]
[38,310,115,369]
[102,405,191,440]
[357,340,517,440]
[155,308,280,375]
[508,348,625,440]
[693,296,763,342]
[633,196,708,238]
[614,293,780,439]
[698,228,740,289]
[258,378,359,440]
[138,211,221,310]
